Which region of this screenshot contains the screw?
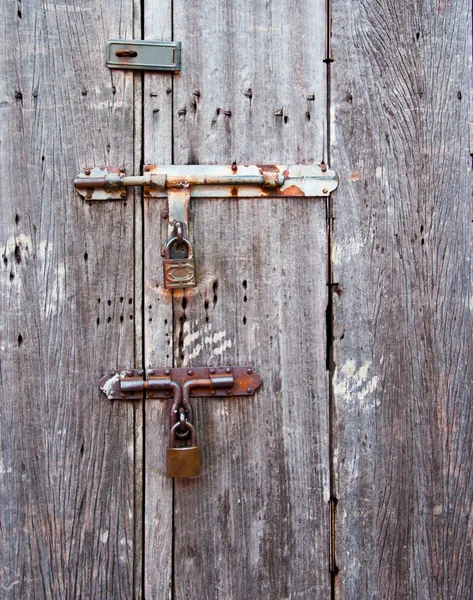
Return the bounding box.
[247,368,253,374]
[109,370,116,376]
[247,388,253,394]
[320,164,327,172]
[165,369,171,375]
[188,369,194,376]
[84,169,91,176]
[144,165,150,172]
[127,370,134,377]
[110,390,115,397]
[210,368,216,374]
[138,370,144,376]
[121,192,127,199]
[322,188,329,194]
[86,192,92,199]
[211,390,216,396]
[225,367,231,374]
[144,189,150,196]
[226,390,232,395]
[148,369,155,375]
[162,212,169,219]
[165,391,170,397]
[120,167,126,173]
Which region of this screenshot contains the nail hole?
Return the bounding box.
[18,334,23,346]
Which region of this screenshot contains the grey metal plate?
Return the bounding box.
[106,39,181,72]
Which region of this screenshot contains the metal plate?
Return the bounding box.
[106,39,181,72]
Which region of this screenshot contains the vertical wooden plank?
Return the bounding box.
[142,2,174,599]
[0,0,140,597]
[331,0,473,598]
[167,1,330,597]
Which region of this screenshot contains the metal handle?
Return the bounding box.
[115,49,138,58]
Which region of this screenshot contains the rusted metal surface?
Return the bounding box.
[99,366,262,401]
[99,366,262,478]
[74,164,338,200]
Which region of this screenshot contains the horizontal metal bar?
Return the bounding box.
[106,39,181,72]
[75,164,338,200]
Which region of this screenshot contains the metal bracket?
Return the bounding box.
[99,366,262,401]
[106,39,182,72]
[74,163,338,288]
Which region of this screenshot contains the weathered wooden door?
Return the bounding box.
[2,0,472,598]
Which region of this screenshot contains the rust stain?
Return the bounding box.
[257,164,280,173]
[271,185,305,197]
[231,187,238,196]
[347,170,360,182]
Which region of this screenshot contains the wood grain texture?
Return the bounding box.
[0,0,140,597]
[142,3,175,599]
[331,0,473,598]
[156,0,330,597]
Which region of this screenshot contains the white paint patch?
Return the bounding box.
[375,166,383,178]
[4,234,32,261]
[212,339,233,356]
[101,374,119,398]
[332,237,364,266]
[333,360,379,410]
[101,531,109,544]
[181,321,234,362]
[0,458,12,475]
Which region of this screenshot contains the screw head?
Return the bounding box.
[247,388,253,394]
[164,391,170,397]
[211,390,216,396]
[109,370,116,376]
[84,169,91,176]
[121,192,127,199]
[120,167,126,173]
[110,390,115,397]
[162,212,169,219]
[86,192,92,199]
[226,390,232,395]
[320,164,327,172]
[144,165,150,172]
[188,369,194,376]
[148,369,155,375]
[164,369,171,375]
[138,370,144,376]
[322,187,329,194]
[247,368,253,374]
[127,370,134,377]
[225,367,231,374]
[210,368,216,374]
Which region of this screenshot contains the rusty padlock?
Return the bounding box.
[167,421,201,478]
[163,236,196,289]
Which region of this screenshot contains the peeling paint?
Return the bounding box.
[333,360,379,410]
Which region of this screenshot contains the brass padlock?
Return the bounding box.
[163,236,196,289]
[167,421,201,478]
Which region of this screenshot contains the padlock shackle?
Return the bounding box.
[170,420,196,447]
[164,236,193,259]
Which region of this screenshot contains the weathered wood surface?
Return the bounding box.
[142,2,175,598]
[0,0,140,597]
[331,0,473,598]
[143,0,330,597]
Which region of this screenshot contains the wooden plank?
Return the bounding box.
[0,1,140,597]
[142,2,175,598]
[331,0,473,597]
[165,0,330,597]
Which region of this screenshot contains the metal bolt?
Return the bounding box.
[225,367,231,374]
[162,212,168,219]
[109,370,116,376]
[322,188,329,194]
[84,169,91,176]
[165,391,170,397]
[127,370,134,377]
[144,189,150,196]
[211,390,216,396]
[144,165,150,172]
[320,164,327,172]
[188,369,194,376]
[226,390,232,395]
[138,370,144,376]
[210,368,216,374]
[247,368,253,374]
[148,369,155,375]
[121,192,127,199]
[86,192,92,199]
[165,369,171,375]
[120,167,126,173]
[247,388,253,394]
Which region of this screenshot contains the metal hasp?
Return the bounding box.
[106,39,182,72]
[74,163,339,289]
[99,366,263,478]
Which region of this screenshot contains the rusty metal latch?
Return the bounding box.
[100,366,263,477]
[74,164,338,289]
[105,39,182,72]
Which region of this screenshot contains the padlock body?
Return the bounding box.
[163,258,196,289]
[167,446,201,478]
